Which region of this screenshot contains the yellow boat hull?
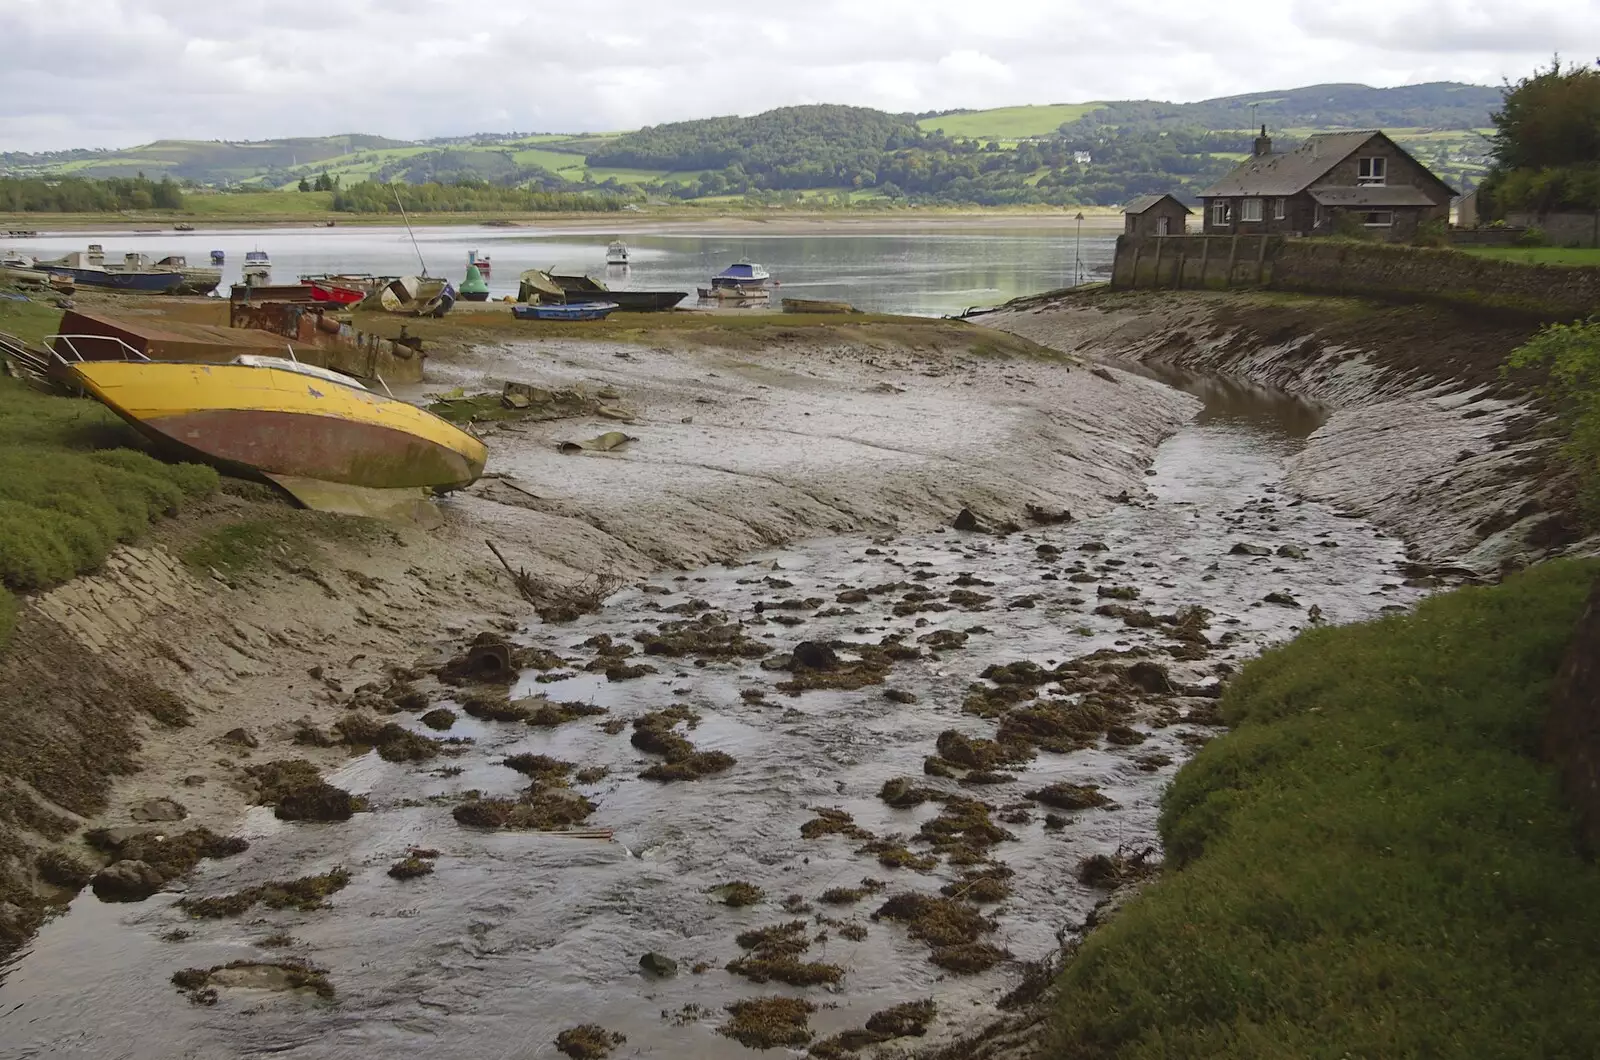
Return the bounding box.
[68,360,487,491]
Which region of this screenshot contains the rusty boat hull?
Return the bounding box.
[67,359,487,493]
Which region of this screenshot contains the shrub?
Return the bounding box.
[1515,224,1549,247]
[1506,316,1600,514]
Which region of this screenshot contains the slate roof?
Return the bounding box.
[1122,193,1192,215]
[1199,131,1383,197]
[1308,186,1441,208]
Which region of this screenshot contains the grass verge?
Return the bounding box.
[1458,246,1600,267]
[1050,559,1600,1058]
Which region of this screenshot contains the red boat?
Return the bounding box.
[304,279,367,305]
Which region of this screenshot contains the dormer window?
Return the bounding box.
[1357,157,1387,185]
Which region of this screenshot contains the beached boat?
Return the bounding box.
[459,264,490,302]
[56,340,487,499]
[606,241,629,266]
[710,262,771,290]
[173,223,194,232]
[781,297,858,314]
[548,272,686,312]
[302,278,368,305]
[512,301,620,322]
[367,275,456,317]
[150,255,223,295]
[33,247,185,294]
[517,269,567,305]
[697,285,769,302]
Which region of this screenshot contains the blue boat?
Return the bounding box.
[210,249,225,265]
[513,301,620,322]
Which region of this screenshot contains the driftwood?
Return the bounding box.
[486,539,538,603]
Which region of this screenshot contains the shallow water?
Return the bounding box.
[4,225,1116,316]
[0,379,1425,1059]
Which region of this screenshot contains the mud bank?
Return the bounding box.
[984,288,1596,571]
[0,321,1192,969]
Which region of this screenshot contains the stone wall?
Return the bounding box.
[1545,575,1600,854]
[1111,234,1600,320]
[1506,210,1600,248]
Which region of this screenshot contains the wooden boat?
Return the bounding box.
[548,272,686,312]
[781,297,858,314]
[512,301,619,322]
[517,268,567,304]
[698,285,769,302]
[366,275,456,317]
[56,339,487,501]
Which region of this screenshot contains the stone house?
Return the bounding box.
[1198,128,1454,241]
[1122,194,1192,236]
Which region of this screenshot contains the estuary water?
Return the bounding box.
[3,223,1119,317]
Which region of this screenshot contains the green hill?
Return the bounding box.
[0,82,1504,208]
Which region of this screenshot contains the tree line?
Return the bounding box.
[1479,60,1600,217]
[0,174,184,212]
[329,178,625,213]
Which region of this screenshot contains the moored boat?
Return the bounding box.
[467,249,492,278]
[242,249,272,284]
[57,341,487,497]
[548,271,685,312]
[606,241,629,266]
[210,249,225,265]
[710,261,771,290]
[512,301,620,322]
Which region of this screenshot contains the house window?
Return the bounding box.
[1272,197,1286,220]
[1357,157,1387,185]
[1240,198,1263,222]
[1211,201,1232,227]
[1362,210,1394,227]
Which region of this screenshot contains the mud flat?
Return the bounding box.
[984,287,1599,571]
[0,304,1435,1057]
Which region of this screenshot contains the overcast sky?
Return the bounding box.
[4,0,1596,152]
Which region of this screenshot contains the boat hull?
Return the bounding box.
[551,282,685,312]
[459,290,490,302]
[512,301,619,321]
[67,360,487,491]
[45,267,184,294]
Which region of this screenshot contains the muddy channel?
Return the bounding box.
[1,373,1425,1059]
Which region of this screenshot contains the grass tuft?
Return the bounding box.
[1049,559,1600,1058]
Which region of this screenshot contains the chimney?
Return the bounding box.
[1254,125,1273,157]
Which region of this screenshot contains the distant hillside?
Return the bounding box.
[0,82,1502,207]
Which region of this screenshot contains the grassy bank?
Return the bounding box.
[1051,559,1600,1058]
[0,300,217,651]
[1458,246,1600,267]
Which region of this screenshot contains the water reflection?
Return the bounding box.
[1113,361,1329,439]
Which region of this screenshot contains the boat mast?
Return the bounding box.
[392,186,429,277]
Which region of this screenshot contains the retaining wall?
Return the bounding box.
[1111,234,1600,320]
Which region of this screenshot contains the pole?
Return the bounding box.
[1074,211,1084,287]
[393,186,429,277]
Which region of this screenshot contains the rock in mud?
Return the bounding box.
[790,641,841,671]
[1264,590,1302,608]
[883,687,918,704]
[951,508,982,532]
[1277,544,1309,559]
[130,797,187,823]
[172,959,334,1003]
[1026,504,1073,525]
[35,850,93,890]
[639,951,678,977]
[90,859,165,902]
[220,727,258,749]
[86,827,249,902]
[1229,542,1272,556]
[554,1025,626,1060]
[177,868,352,917]
[1124,661,1175,694]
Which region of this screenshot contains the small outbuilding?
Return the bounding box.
[1122,194,1192,236]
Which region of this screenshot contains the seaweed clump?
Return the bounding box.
[388,855,435,880]
[809,1000,938,1058]
[171,959,334,1004]
[246,760,368,822]
[709,881,765,907]
[873,892,1008,973]
[333,714,441,762]
[799,807,873,840]
[554,1025,626,1059]
[176,868,352,918]
[720,997,817,1049]
[726,919,843,987]
[1078,844,1159,889]
[631,708,735,782]
[1027,782,1113,811]
[87,827,249,901]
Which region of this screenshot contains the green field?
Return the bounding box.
[182,190,337,216]
[1459,246,1600,266]
[918,103,1105,140]
[1049,559,1600,1058]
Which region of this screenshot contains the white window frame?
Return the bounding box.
[1210,201,1232,227]
[1240,198,1263,222]
[1357,156,1387,185]
[1272,197,1286,220]
[1362,210,1394,227]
